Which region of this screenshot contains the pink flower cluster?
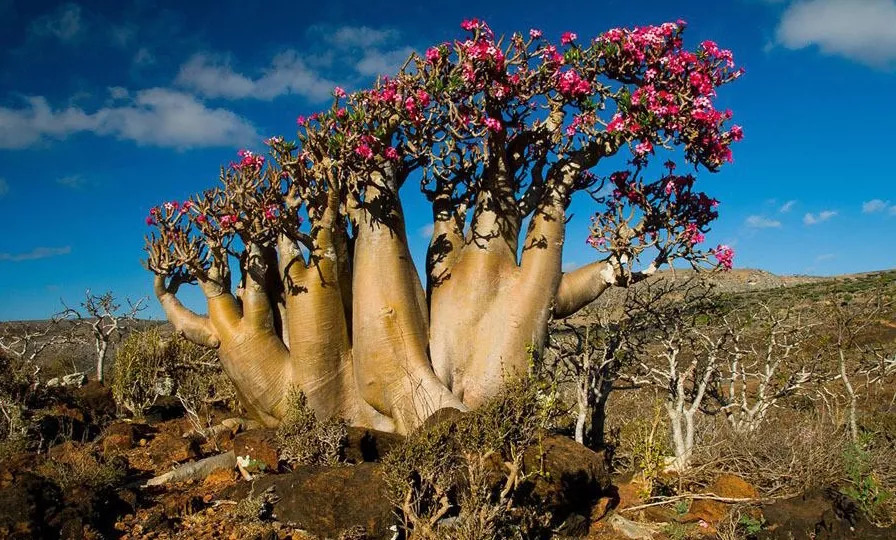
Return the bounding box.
[232,149,265,172]
[683,223,705,245]
[483,116,503,132]
[555,69,591,99]
[219,214,239,228]
[561,31,577,45]
[713,244,734,270]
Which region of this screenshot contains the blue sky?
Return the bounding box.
[0,0,894,320]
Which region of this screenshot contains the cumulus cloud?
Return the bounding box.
[0,246,71,262]
[803,210,838,225]
[175,50,338,102]
[862,198,892,213]
[745,215,782,228]
[29,3,83,41]
[776,0,896,67]
[319,25,398,48]
[175,25,412,102]
[0,89,258,150]
[355,46,416,76]
[779,200,797,213]
[0,178,8,197]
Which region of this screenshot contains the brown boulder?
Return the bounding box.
[232,428,280,471]
[228,462,395,539]
[521,435,611,515]
[149,433,199,465]
[102,422,137,455]
[685,473,758,525]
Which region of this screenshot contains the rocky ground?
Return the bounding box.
[2,380,892,539]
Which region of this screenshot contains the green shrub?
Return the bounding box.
[382,368,565,538]
[111,328,175,418]
[841,431,894,521]
[277,388,347,466]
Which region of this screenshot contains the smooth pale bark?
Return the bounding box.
[352,183,466,433]
[156,173,616,432]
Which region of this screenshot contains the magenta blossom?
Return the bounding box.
[713,244,734,270]
[561,31,577,45]
[333,86,346,99]
[483,116,503,132]
[529,28,542,39]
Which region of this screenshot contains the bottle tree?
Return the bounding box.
[144,19,742,434]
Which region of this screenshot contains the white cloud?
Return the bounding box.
[133,47,155,66]
[0,90,258,150]
[776,0,896,67]
[57,175,85,189]
[0,246,71,262]
[175,50,338,102]
[321,26,398,48]
[803,210,838,225]
[30,3,83,41]
[745,215,782,228]
[779,200,797,213]
[0,178,7,197]
[862,198,891,213]
[355,46,416,76]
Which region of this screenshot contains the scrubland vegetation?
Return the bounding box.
[0,269,893,539]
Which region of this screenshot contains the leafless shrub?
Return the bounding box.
[686,412,849,498]
[60,290,147,383]
[36,441,125,491]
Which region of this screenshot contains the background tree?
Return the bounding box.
[144,20,742,433]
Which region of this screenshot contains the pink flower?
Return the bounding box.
[729,125,744,142]
[529,28,542,39]
[196,214,207,224]
[425,46,441,63]
[461,19,479,31]
[483,116,502,132]
[416,89,431,107]
[149,207,159,216]
[684,223,705,245]
[713,244,734,270]
[586,236,605,248]
[355,143,374,160]
[163,201,179,212]
[296,115,306,126]
[145,216,155,226]
[264,204,278,220]
[561,31,577,45]
[384,146,400,161]
[333,86,346,98]
[219,214,238,228]
[634,140,653,156]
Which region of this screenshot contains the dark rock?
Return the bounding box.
[344,426,405,463]
[232,428,280,471]
[521,434,611,516]
[0,472,61,538]
[760,488,896,539]
[420,406,466,431]
[227,462,395,539]
[71,381,116,421]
